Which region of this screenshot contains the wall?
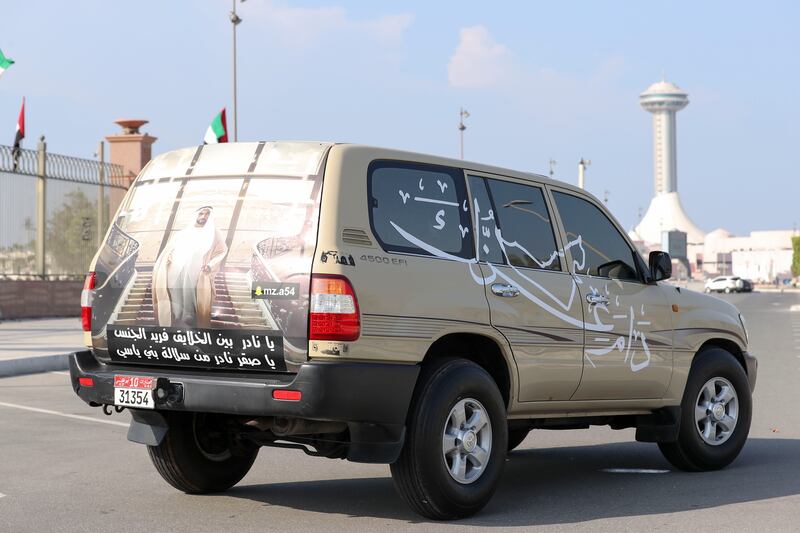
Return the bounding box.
[0,280,82,319]
[732,249,793,283]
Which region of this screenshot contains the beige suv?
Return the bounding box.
[70,142,757,520]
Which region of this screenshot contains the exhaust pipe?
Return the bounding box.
[271,417,346,436]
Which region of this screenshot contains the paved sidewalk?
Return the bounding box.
[0,318,84,377]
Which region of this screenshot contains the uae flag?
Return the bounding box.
[203,108,228,144]
[0,48,13,78]
[12,98,24,171]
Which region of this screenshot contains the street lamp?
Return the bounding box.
[458,107,469,159]
[578,158,591,189]
[230,0,245,142]
[548,158,557,177]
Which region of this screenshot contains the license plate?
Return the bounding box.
[114,375,155,409]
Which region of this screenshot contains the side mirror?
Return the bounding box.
[648,251,672,282]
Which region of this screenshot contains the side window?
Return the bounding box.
[467,176,503,264]
[470,176,561,271]
[552,191,640,281]
[368,161,473,258]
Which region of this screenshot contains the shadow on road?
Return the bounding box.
[227,437,800,525]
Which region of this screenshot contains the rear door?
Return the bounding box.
[549,188,674,400]
[467,173,585,401]
[91,142,329,372]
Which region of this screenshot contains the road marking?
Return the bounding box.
[600,468,669,474]
[49,371,70,376]
[790,305,800,312]
[0,401,128,428]
[0,493,5,499]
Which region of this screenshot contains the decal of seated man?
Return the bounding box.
[152,206,228,328]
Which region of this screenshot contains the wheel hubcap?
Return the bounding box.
[442,398,493,484]
[694,377,739,446]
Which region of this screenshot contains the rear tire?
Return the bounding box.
[724,287,731,293]
[658,347,751,471]
[507,428,530,452]
[148,412,258,493]
[390,359,507,520]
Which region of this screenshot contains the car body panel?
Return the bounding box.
[80,142,753,422]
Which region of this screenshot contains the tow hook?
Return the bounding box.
[102,404,125,416]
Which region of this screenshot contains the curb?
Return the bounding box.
[0,353,71,378]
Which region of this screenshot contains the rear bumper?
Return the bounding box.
[744,351,758,393]
[69,350,420,463]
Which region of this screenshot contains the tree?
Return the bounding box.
[46,189,97,276]
[792,236,800,279]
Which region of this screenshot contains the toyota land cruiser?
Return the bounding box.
[70,141,757,519]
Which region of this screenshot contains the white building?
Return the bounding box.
[630,77,796,282]
[700,229,794,282]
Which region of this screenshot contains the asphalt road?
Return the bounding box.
[1,290,799,532]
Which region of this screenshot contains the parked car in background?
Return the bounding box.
[705,276,745,293]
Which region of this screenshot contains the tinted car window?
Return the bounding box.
[369,161,473,258]
[467,176,504,264]
[552,191,639,281]
[471,176,560,271]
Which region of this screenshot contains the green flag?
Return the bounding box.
[0,48,14,78]
[203,108,228,144]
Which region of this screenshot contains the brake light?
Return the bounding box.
[81,272,96,332]
[309,274,360,341]
[78,377,94,388]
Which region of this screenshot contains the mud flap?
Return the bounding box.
[635,406,681,443]
[127,409,169,446]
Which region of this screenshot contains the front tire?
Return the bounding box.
[148,412,258,493]
[658,347,751,471]
[390,359,507,520]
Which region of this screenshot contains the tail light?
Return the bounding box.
[309,274,360,341]
[81,272,96,332]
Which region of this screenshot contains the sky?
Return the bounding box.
[1,0,798,235]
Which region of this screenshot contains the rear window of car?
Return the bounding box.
[368,160,473,259]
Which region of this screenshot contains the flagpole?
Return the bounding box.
[230,0,242,142]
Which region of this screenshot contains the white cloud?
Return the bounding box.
[447,26,519,89]
[251,1,414,48]
[446,25,629,126]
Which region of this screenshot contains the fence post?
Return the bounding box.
[97,140,105,248]
[36,136,47,278]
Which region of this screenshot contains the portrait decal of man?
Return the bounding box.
[152,206,228,328]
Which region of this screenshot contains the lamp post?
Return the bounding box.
[548,158,557,177]
[230,0,245,142]
[578,158,591,189]
[458,107,469,159]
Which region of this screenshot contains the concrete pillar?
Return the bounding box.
[106,119,157,219]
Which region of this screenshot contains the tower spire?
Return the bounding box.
[634,78,705,245]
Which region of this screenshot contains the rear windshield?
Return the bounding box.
[91,144,327,372]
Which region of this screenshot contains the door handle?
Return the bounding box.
[586,293,609,306]
[491,283,520,298]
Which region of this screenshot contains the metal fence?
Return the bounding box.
[0,139,128,280]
